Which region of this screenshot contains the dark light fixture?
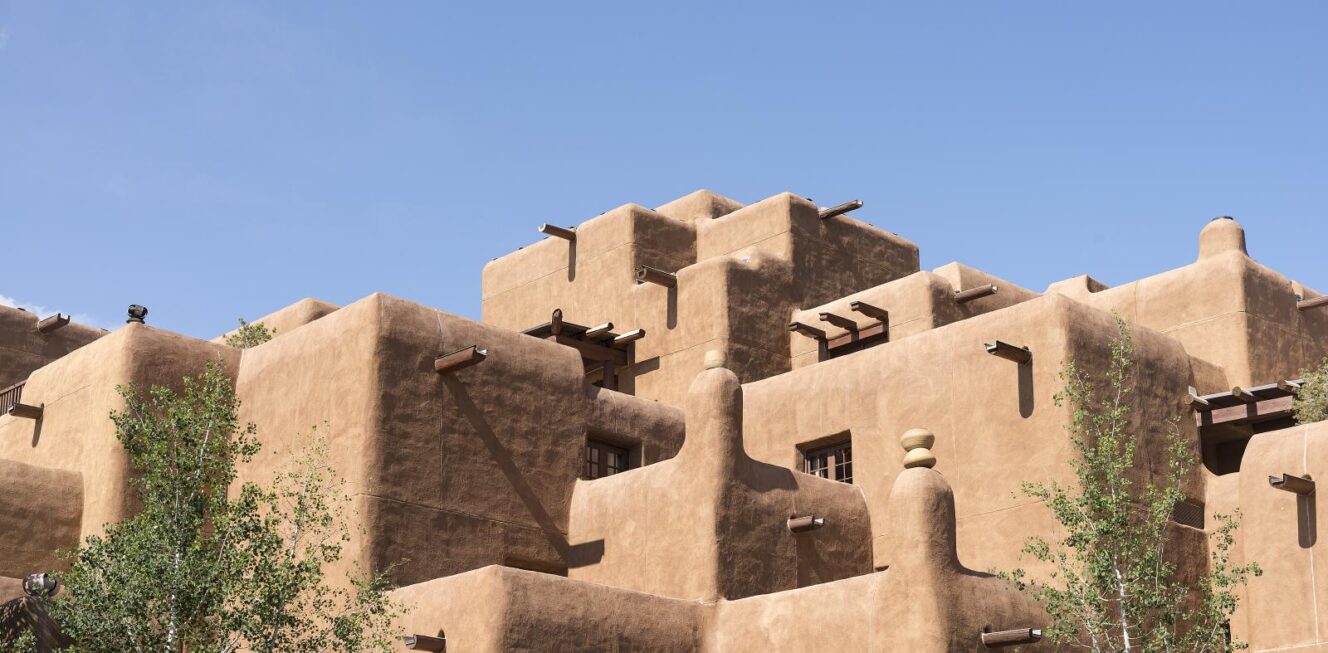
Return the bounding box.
[126,304,149,324]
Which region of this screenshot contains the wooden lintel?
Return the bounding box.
[818,199,863,220]
[787,515,825,533]
[788,321,827,341]
[826,322,887,351]
[1196,395,1293,427]
[1269,473,1315,496]
[1298,295,1328,311]
[538,223,576,242]
[6,403,42,420]
[1231,386,1257,403]
[955,284,999,303]
[848,301,889,321]
[818,312,858,331]
[635,265,677,288]
[547,334,629,366]
[37,313,70,334]
[403,633,447,651]
[981,628,1043,648]
[985,340,1031,365]
[434,345,488,374]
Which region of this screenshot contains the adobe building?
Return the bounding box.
[0,190,1326,651]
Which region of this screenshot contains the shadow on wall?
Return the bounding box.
[568,240,576,282]
[1018,363,1035,419]
[1300,493,1317,549]
[442,376,570,560]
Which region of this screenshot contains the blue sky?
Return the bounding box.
[2,2,1324,337]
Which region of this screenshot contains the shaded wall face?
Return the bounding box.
[236,293,648,586]
[392,566,704,653]
[0,325,237,538]
[1238,422,1328,652]
[0,460,82,577]
[744,295,1205,575]
[0,306,105,389]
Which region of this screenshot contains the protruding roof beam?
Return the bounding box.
[6,403,42,420]
[403,634,447,651]
[848,301,889,322]
[1278,379,1303,393]
[818,199,863,220]
[787,515,825,533]
[818,312,858,331]
[788,321,827,341]
[635,265,677,288]
[37,313,70,334]
[1269,473,1315,496]
[1231,386,1258,403]
[434,345,488,375]
[981,628,1043,648]
[1298,295,1328,311]
[612,329,646,346]
[583,322,614,340]
[1188,387,1211,410]
[985,340,1031,365]
[955,284,999,303]
[538,223,576,242]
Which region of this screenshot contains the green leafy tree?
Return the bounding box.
[1004,319,1260,652]
[39,360,402,652]
[1293,357,1328,425]
[224,319,275,349]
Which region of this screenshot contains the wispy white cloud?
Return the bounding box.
[0,27,9,51]
[1,293,106,329]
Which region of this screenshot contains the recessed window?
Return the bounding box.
[585,439,631,479]
[803,440,852,484]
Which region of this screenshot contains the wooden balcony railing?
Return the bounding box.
[0,382,25,416]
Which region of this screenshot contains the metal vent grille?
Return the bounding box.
[1171,500,1206,530]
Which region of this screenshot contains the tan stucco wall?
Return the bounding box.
[211,297,339,344]
[0,324,237,537]
[0,306,105,389]
[1235,421,1328,652]
[747,294,1208,575]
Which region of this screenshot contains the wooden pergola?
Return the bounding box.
[523,309,643,391]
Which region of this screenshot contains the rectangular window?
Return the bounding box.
[585,439,631,480]
[803,441,852,483]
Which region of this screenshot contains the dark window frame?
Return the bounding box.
[584,438,632,480]
[802,440,852,484]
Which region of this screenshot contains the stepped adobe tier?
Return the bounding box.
[1,192,1326,651]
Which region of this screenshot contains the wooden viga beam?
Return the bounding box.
[1269,473,1315,496]
[6,403,43,420]
[955,284,999,303]
[37,313,70,334]
[848,300,889,322]
[787,515,825,533]
[985,340,1031,365]
[818,312,858,331]
[1298,295,1328,311]
[583,322,614,340]
[818,199,863,220]
[434,345,488,374]
[788,321,827,341]
[613,329,645,345]
[402,634,447,651]
[635,265,677,288]
[538,223,576,241]
[980,628,1043,648]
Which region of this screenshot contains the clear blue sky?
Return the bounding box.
[2,2,1324,337]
